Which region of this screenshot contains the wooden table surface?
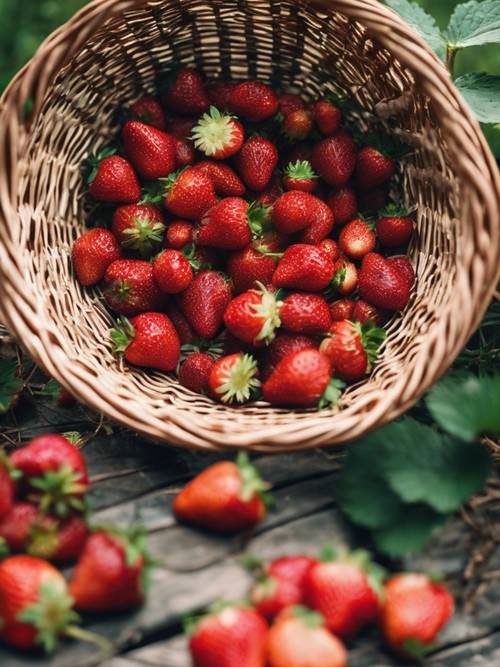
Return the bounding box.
[1,386,499,667]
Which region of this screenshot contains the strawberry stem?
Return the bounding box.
[65,625,114,657]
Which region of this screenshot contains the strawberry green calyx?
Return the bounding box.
[332,265,347,288]
[237,452,272,505]
[180,338,223,361]
[318,378,346,410]
[353,321,386,370]
[30,465,87,516]
[0,449,22,481]
[284,160,318,181]
[216,354,261,404]
[62,431,84,447]
[251,282,283,344]
[378,202,410,218]
[181,243,202,271]
[0,537,9,557]
[402,638,436,660]
[292,605,325,628]
[191,106,240,156]
[86,148,117,185]
[247,202,272,238]
[111,317,135,355]
[122,218,166,257]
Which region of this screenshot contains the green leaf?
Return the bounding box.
[384,0,446,58]
[446,0,500,48]
[0,359,22,413]
[454,73,500,124]
[373,504,447,557]
[426,373,500,441]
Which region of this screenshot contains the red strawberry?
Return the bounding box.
[178,270,232,338]
[352,299,389,326]
[311,131,356,187]
[70,528,152,612]
[72,228,121,287]
[355,146,395,190]
[381,574,454,659]
[122,121,176,180]
[317,238,340,263]
[0,555,80,651]
[27,515,88,564]
[357,186,388,212]
[234,136,278,191]
[0,502,38,552]
[230,80,279,121]
[249,555,317,620]
[168,303,195,344]
[162,67,209,115]
[332,256,358,296]
[326,186,357,225]
[259,333,316,382]
[283,160,318,193]
[272,191,323,234]
[280,293,331,335]
[111,204,165,257]
[300,199,335,244]
[283,110,313,141]
[329,299,355,322]
[268,606,347,667]
[304,549,383,639]
[0,454,16,516]
[178,352,215,394]
[255,174,283,206]
[278,94,306,117]
[174,453,268,532]
[358,253,411,311]
[130,96,166,130]
[196,198,268,250]
[376,214,413,248]
[153,249,193,293]
[273,244,334,292]
[87,153,141,203]
[224,284,282,346]
[111,312,180,372]
[321,319,385,382]
[165,220,193,249]
[163,167,217,220]
[188,603,268,667]
[11,435,88,515]
[208,82,236,110]
[388,256,415,290]
[168,115,197,140]
[312,99,342,136]
[192,106,244,159]
[194,160,245,196]
[338,218,376,260]
[174,138,196,167]
[208,353,260,404]
[104,259,165,315]
[227,242,278,294]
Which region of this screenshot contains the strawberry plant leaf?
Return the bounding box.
[384,0,446,59]
[426,373,500,441]
[446,0,500,48]
[454,73,500,124]
[373,504,447,557]
[0,359,22,413]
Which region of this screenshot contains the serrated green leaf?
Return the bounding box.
[373,504,447,557]
[0,359,22,413]
[447,0,500,48]
[384,0,446,58]
[426,373,500,441]
[455,73,500,124]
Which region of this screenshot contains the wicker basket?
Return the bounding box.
[0,0,498,452]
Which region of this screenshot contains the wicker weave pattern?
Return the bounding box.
[0,0,498,451]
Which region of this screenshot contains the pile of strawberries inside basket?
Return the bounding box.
[72,66,415,408]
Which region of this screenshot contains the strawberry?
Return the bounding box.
[197,198,271,251]
[259,333,316,382]
[130,96,166,130]
[173,453,268,532]
[69,528,152,612]
[358,252,411,311]
[332,256,358,296]
[388,256,415,290]
[188,602,268,667]
[273,244,334,292]
[234,136,278,191]
[267,606,347,667]
[326,186,357,225]
[311,131,356,187]
[320,320,385,383]
[194,160,245,196]
[283,110,313,141]
[178,270,232,338]
[352,299,389,326]
[304,549,383,639]
[104,259,165,315]
[72,228,121,286]
[111,312,180,372]
[317,238,340,262]
[224,284,283,346]
[162,67,209,115]
[249,555,316,620]
[192,106,244,159]
[111,204,165,257]
[283,160,318,193]
[179,352,215,394]
[0,502,38,552]
[278,93,306,117]
[255,174,283,206]
[381,574,454,659]
[280,293,331,335]
[165,220,193,249]
[0,455,16,516]
[168,115,197,140]
[27,515,89,564]
[208,82,235,110]
[230,80,279,121]
[163,167,217,220]
[11,435,88,516]
[355,146,395,190]
[227,242,278,294]
[338,218,376,260]
[329,299,355,322]
[122,121,176,180]
[376,210,413,248]
[168,303,195,343]
[300,199,335,244]
[174,138,196,167]
[312,99,342,136]
[208,353,261,404]
[263,349,338,408]
[87,153,141,203]
[153,249,193,293]
[357,186,388,212]
[0,555,80,651]
[272,191,327,235]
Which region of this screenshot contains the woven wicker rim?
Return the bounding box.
[0,0,499,452]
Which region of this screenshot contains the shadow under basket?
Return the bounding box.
[0,0,499,452]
